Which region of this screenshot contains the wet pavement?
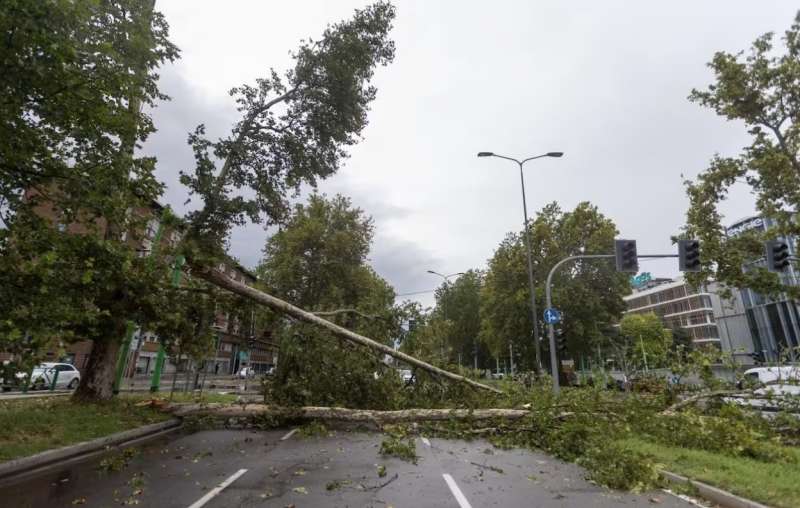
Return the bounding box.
[0,428,697,507]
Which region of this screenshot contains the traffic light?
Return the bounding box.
[615,239,638,273]
[678,239,701,272]
[408,319,417,332]
[556,329,567,353]
[766,240,791,272]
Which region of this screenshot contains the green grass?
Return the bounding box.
[0,397,171,462]
[619,436,800,508]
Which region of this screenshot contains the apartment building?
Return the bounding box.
[624,277,722,348]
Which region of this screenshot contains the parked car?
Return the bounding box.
[18,363,81,390]
[398,369,413,384]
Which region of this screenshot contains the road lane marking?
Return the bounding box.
[187,468,248,508]
[421,437,431,447]
[281,428,298,441]
[442,473,473,508]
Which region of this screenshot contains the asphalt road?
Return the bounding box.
[0,429,699,508]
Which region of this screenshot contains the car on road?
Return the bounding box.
[17,363,81,390]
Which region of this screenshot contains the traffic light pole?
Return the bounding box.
[545,253,678,395]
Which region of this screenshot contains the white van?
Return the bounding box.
[739,366,800,397]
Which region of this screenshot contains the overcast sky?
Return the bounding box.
[144,1,797,308]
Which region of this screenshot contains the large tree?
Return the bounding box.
[480,202,629,371]
[683,11,800,298]
[0,0,179,400]
[256,194,403,408]
[180,2,396,262]
[430,270,491,369]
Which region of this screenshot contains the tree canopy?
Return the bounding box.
[257,194,403,407]
[480,202,630,371]
[683,11,800,298]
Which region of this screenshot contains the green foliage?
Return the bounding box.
[606,313,672,378]
[0,0,181,400]
[578,442,659,492]
[98,447,139,474]
[181,2,397,255]
[379,435,417,464]
[480,202,629,369]
[258,194,407,408]
[683,11,800,298]
[430,270,490,368]
[297,420,330,438]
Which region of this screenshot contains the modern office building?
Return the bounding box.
[623,277,722,348]
[725,216,800,363]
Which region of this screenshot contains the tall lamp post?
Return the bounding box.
[427,270,464,364]
[477,151,563,373]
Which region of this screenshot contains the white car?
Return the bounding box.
[21,363,81,390]
[398,369,413,383]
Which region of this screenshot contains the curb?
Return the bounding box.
[0,418,181,487]
[661,470,771,508]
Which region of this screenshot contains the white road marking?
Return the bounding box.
[442,473,473,508]
[280,428,298,441]
[421,437,431,447]
[187,468,248,508]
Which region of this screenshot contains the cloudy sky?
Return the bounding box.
[144,1,797,308]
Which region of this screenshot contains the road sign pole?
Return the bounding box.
[546,254,615,395]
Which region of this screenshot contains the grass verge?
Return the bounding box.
[619,436,800,508]
[0,396,171,462]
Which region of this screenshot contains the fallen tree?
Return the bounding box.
[169,402,528,422]
[196,267,503,395]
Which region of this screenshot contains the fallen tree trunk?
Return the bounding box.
[196,267,503,394]
[662,390,742,414]
[171,403,529,422]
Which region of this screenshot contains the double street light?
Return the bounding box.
[477,151,564,373]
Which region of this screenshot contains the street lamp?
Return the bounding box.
[477,150,563,373]
[426,270,465,364]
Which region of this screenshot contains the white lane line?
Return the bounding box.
[187,468,248,508]
[281,428,298,441]
[442,473,473,508]
[421,437,431,447]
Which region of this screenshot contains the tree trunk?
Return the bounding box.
[170,404,531,422]
[73,332,123,401]
[194,267,503,394]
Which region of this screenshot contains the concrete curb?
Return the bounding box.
[661,470,771,508]
[0,419,181,487]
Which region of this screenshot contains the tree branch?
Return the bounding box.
[312,308,388,321]
[194,266,503,394]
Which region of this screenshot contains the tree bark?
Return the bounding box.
[170,403,529,422]
[194,267,503,394]
[73,331,124,401]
